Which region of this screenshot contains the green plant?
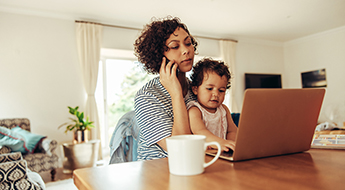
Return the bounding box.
[58,106,95,133]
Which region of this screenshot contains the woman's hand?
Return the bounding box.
[157,57,191,151]
[159,57,182,98]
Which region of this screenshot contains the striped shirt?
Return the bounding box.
[134,77,196,160]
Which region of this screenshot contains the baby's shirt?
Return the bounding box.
[187,101,228,139]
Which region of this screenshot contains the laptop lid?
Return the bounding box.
[208,88,325,161]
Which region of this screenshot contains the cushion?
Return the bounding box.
[0,152,23,163]
[0,159,27,183]
[0,126,26,153]
[11,126,46,154]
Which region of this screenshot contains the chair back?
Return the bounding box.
[0,118,31,131]
[109,111,139,164]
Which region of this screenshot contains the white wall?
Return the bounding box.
[102,26,139,51]
[0,12,85,142]
[235,39,285,111]
[102,26,222,58]
[284,27,345,125]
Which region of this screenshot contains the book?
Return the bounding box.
[311,133,345,149]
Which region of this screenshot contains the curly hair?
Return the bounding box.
[134,16,198,74]
[190,58,231,89]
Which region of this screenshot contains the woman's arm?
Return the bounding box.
[157,58,191,150]
[188,106,234,152]
[157,92,191,151]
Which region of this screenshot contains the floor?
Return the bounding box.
[40,168,73,183]
[40,156,110,183]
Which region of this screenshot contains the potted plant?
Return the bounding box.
[59,106,95,143]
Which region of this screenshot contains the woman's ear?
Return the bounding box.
[192,86,198,95]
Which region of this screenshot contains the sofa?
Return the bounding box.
[0,152,45,190]
[0,118,59,180]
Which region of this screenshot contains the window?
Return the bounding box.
[95,48,155,157]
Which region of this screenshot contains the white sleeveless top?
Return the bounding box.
[187,101,228,139]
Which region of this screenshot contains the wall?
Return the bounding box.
[0,12,85,142]
[284,27,345,125]
[235,39,284,111]
[102,26,222,58]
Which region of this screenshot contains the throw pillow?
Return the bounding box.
[0,126,26,153]
[11,126,47,154]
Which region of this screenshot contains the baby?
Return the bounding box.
[187,58,237,152]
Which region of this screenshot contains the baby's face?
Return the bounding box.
[192,71,228,113]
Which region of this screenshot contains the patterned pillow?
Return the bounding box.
[0,159,41,190]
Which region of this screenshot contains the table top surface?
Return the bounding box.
[73,149,345,190]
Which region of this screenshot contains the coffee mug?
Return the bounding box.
[166,135,221,176]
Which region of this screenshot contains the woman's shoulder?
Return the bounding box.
[139,77,159,89]
[135,76,170,101]
[137,77,162,94]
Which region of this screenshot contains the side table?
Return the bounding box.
[62,139,100,173]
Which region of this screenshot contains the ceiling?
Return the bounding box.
[1,0,345,42]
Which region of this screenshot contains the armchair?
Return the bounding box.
[0,118,59,180]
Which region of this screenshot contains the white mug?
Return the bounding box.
[166,135,221,176]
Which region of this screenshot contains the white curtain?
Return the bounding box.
[76,22,103,159]
[220,40,239,113]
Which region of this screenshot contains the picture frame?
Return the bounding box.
[301,68,327,88]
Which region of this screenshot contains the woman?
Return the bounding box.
[134,16,198,160]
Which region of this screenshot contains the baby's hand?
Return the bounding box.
[220,139,235,152]
[207,139,235,152]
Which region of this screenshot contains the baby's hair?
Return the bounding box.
[134,16,198,74]
[190,58,231,89]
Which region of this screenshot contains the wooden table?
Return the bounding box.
[73,149,345,190]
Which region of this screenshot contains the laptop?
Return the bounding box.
[206,88,325,161]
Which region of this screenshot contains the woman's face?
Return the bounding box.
[164,27,195,73]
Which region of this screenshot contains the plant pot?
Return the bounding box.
[74,130,88,143]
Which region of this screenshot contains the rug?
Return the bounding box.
[45,179,78,190]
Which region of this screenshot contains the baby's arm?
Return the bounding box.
[188,106,235,152]
[222,105,238,142]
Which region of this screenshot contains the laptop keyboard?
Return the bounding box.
[221,149,234,157]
